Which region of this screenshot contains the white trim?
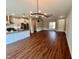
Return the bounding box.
[43,28,65,32]
[43,28,49,30]
[36,28,43,32]
[56,30,65,32]
[65,32,72,56]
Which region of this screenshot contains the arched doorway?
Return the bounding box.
[26,23,29,30]
[21,23,29,30]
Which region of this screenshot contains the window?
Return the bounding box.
[49,22,56,30]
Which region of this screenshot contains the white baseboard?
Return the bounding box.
[43,28,49,30]
[56,30,65,32]
[43,28,65,32]
[36,29,43,32]
[65,32,72,56]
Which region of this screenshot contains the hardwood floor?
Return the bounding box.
[6,30,71,59]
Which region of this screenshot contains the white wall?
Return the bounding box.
[42,18,66,31]
[36,20,43,32]
[65,10,72,54]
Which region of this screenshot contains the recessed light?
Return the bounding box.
[11,13,15,16]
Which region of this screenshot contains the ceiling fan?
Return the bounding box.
[29,0,52,18]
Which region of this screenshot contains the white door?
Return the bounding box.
[57,19,65,31]
[49,22,56,30]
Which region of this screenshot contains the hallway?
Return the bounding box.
[6,30,71,59]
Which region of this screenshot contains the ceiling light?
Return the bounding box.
[30,11,33,14]
[44,13,47,15]
[59,16,65,18]
[35,15,38,18]
[22,15,25,17]
[42,15,44,17]
[38,10,42,13]
[29,0,51,18]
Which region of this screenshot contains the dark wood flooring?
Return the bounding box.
[6,30,71,59]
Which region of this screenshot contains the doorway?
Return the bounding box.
[57,19,65,31]
[49,22,56,30]
[33,20,37,32]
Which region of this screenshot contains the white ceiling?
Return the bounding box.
[6,0,72,17]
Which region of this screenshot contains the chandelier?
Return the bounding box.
[29,0,50,18]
